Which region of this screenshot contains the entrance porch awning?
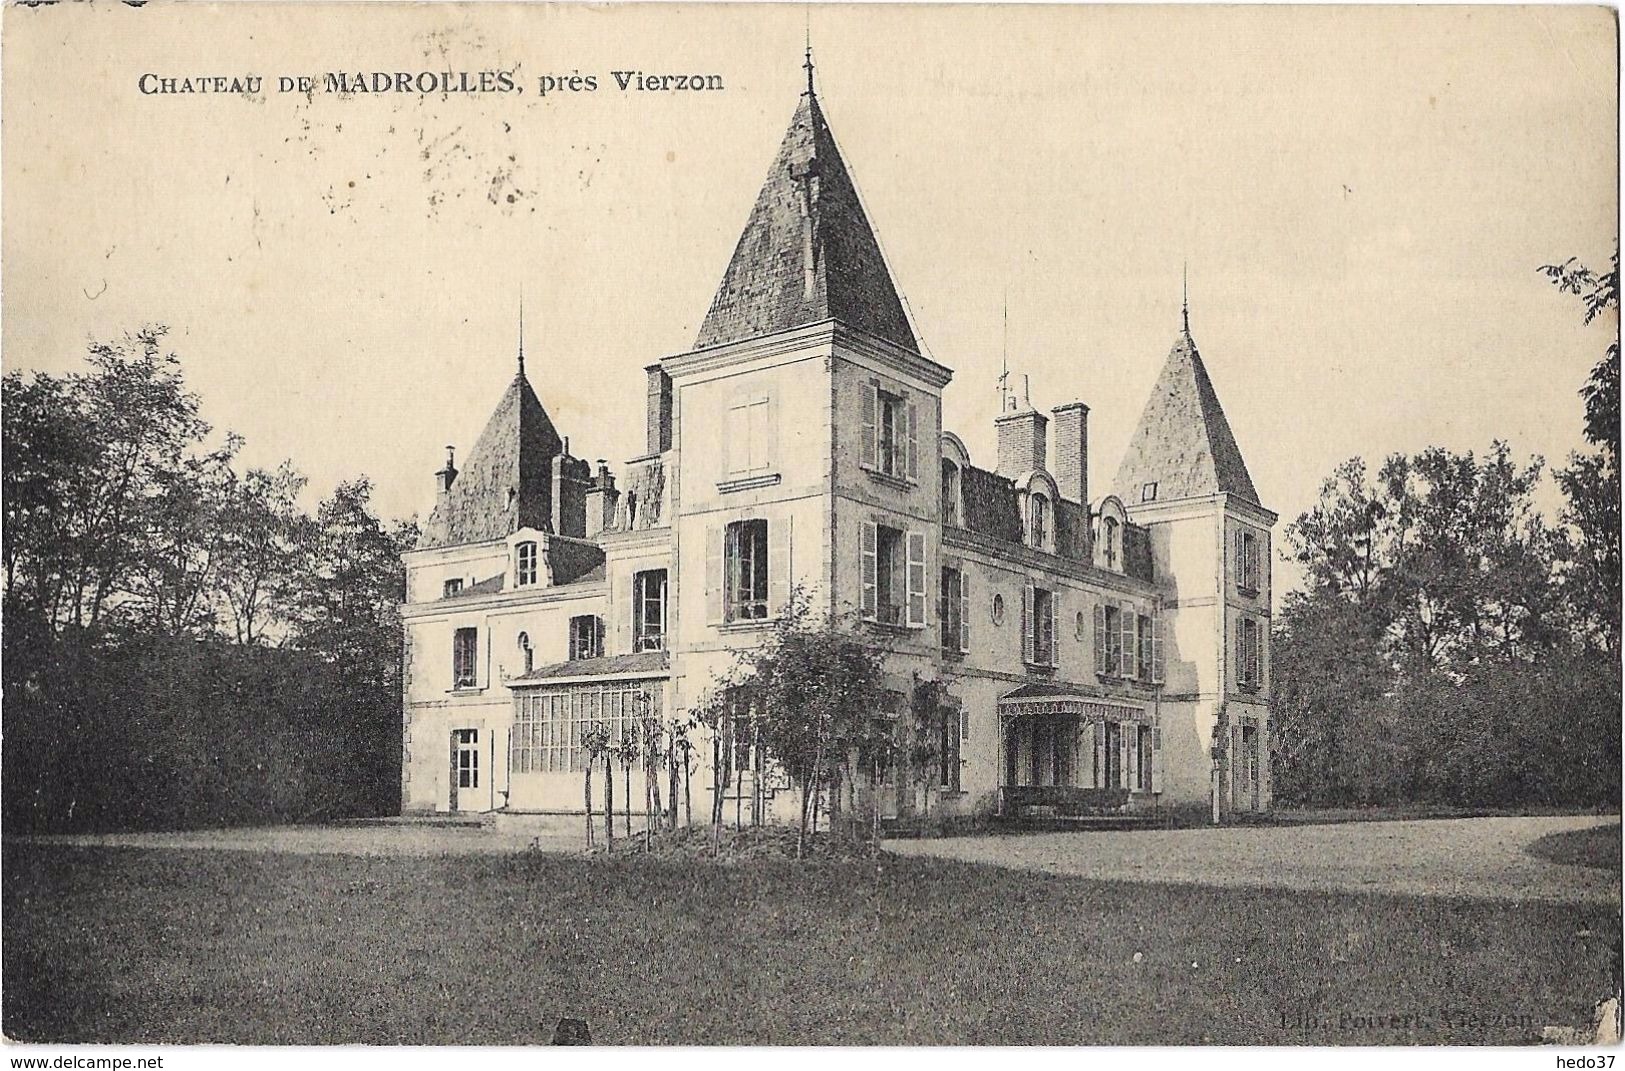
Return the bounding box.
[997,682,1149,723]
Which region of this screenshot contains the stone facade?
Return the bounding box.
[399,74,1276,822]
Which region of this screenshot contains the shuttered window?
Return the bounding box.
[1024,583,1055,666]
[452,627,478,689]
[726,393,775,476]
[862,521,923,628]
[862,380,917,482]
[1151,614,1166,684]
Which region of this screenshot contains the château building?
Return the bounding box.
[399,65,1275,824]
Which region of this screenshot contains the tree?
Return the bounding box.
[1542,252,1620,651]
[215,462,308,646]
[695,589,893,857]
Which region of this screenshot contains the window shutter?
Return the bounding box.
[1044,589,1056,666]
[1236,617,1247,685]
[1123,611,1138,680]
[1126,725,1139,789]
[906,401,919,481]
[1152,614,1165,684]
[959,570,971,654]
[1022,581,1036,665]
[594,616,606,659]
[960,705,970,744]
[860,520,878,619]
[906,530,927,627]
[1235,529,1245,587]
[1151,726,1164,793]
[860,382,878,469]
[706,527,724,626]
[1093,603,1106,674]
[726,401,745,476]
[762,395,778,474]
[1080,722,1096,787]
[768,515,793,618]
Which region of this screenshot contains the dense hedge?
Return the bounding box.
[3,635,400,834]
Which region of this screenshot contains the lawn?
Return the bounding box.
[3,841,1618,1045]
[1527,823,1623,871]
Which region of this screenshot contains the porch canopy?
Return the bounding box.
[997,682,1149,723]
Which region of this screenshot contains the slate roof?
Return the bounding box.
[695,87,917,354]
[509,650,670,685]
[1112,329,1260,505]
[418,371,566,550]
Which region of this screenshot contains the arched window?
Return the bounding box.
[515,541,538,586]
[1028,493,1050,550]
[940,459,961,528]
[1102,516,1120,571]
[517,631,534,674]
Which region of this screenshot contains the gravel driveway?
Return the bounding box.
[886,814,1621,905]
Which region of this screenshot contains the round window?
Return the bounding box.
[991,592,1006,626]
[1075,611,1087,641]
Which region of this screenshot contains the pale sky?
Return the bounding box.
[4,4,1617,600]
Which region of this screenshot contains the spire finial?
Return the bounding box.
[1181,261,1190,336]
[517,288,526,376]
[803,17,815,97]
[997,290,1011,413]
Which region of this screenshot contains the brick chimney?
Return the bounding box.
[584,460,620,538]
[645,364,673,455]
[1051,401,1089,505]
[435,446,458,495]
[995,404,1048,478]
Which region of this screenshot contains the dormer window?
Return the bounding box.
[1028,493,1050,550]
[941,459,961,527]
[515,541,538,587]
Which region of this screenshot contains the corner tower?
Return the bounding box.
[1112,311,1275,817]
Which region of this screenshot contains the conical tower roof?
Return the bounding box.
[417,368,565,549]
[1112,327,1260,505]
[695,77,917,353]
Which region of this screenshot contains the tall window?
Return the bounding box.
[634,569,668,652]
[1101,604,1122,674]
[1239,616,1261,688]
[861,521,925,627]
[1237,530,1261,594]
[1028,493,1050,549]
[452,627,478,689]
[939,566,968,654]
[455,728,479,789]
[941,459,961,527]
[515,541,538,587]
[1031,586,1055,665]
[862,383,917,481]
[938,707,961,792]
[1102,516,1120,571]
[727,393,773,476]
[725,519,769,622]
[568,615,602,661]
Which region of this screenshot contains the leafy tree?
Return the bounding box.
[215,462,308,645]
[695,589,893,857]
[1542,252,1620,651]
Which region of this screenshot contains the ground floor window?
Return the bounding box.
[455,728,479,789]
[511,682,662,774]
[938,706,961,792]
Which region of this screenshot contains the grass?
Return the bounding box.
[1527,823,1623,871]
[3,841,1619,1045]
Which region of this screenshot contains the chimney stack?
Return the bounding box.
[1052,402,1089,506]
[645,364,673,455]
[436,446,458,494]
[995,403,1047,479]
[584,460,620,538]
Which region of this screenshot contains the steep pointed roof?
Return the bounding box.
[1112,328,1260,505]
[695,84,917,353]
[417,370,565,549]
